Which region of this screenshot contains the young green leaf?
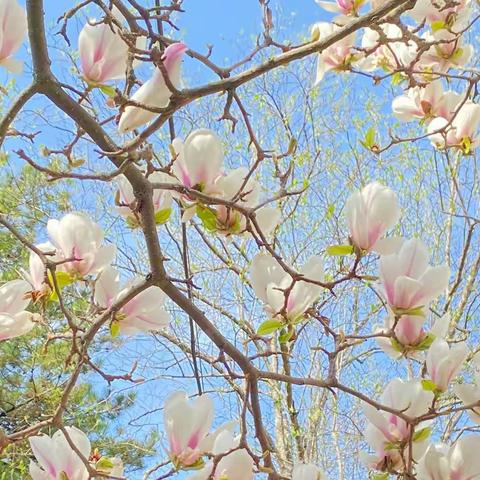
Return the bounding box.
[257,319,283,335]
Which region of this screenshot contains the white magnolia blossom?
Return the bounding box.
[420,31,473,73]
[345,181,401,254]
[163,391,236,468]
[311,22,356,84]
[360,24,417,73]
[362,379,434,472]
[376,312,449,359]
[47,212,116,279]
[78,7,146,85]
[455,366,480,424]
[315,0,366,16]
[416,437,480,480]
[292,462,326,480]
[116,171,174,226]
[392,82,462,123]
[94,266,170,335]
[214,166,280,237]
[379,238,450,315]
[426,338,468,391]
[0,0,27,73]
[0,279,36,341]
[249,252,324,321]
[29,427,91,480]
[171,128,224,198]
[118,42,187,133]
[428,102,480,153]
[22,242,58,298]
[187,429,254,480]
[408,0,472,30]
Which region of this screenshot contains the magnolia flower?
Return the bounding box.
[118,42,187,133]
[47,212,116,279]
[416,437,480,480]
[94,266,170,335]
[249,253,324,321]
[214,167,280,237]
[392,82,462,123]
[409,0,472,30]
[376,312,449,359]
[171,129,223,194]
[454,370,480,424]
[29,427,91,480]
[311,23,356,84]
[0,279,36,341]
[360,24,417,73]
[379,238,450,315]
[292,463,326,480]
[345,181,401,254]
[116,172,174,227]
[315,0,365,16]
[428,102,480,153]
[420,31,473,73]
[362,379,433,472]
[187,430,254,480]
[0,0,27,73]
[22,242,59,299]
[79,8,146,85]
[426,339,468,391]
[164,391,216,467]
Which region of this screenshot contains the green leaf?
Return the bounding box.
[371,474,389,480]
[181,458,205,471]
[96,457,114,471]
[325,203,335,221]
[287,137,297,155]
[431,20,446,32]
[393,306,425,317]
[326,245,354,256]
[154,207,172,225]
[196,205,218,232]
[415,332,435,351]
[110,321,121,338]
[364,127,376,148]
[278,328,294,344]
[126,216,141,229]
[257,319,284,335]
[48,271,74,301]
[421,379,437,392]
[413,427,431,442]
[390,337,404,353]
[99,84,117,98]
[391,72,404,86]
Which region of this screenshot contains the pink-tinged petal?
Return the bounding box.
[0,312,34,341]
[0,279,31,314]
[392,92,423,122]
[94,266,120,308]
[255,207,280,238]
[29,461,51,480]
[453,102,480,140]
[162,42,188,71]
[372,236,405,255]
[392,276,423,310]
[182,129,224,190]
[118,43,186,133]
[394,314,424,345]
[411,265,450,307]
[29,435,59,477]
[0,0,27,66]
